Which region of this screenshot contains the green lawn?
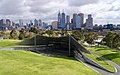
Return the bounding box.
[86,53,115,72]
[0,50,101,75]
[87,46,120,66]
[0,40,22,48]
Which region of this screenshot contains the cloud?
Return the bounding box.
[0,0,26,15]
[68,0,99,6]
[0,0,119,24]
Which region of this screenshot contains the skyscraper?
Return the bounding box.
[58,11,66,29]
[19,19,24,27]
[34,19,39,27]
[73,13,81,29]
[58,11,61,28]
[73,13,77,29]
[38,19,42,27]
[0,19,6,26]
[76,15,81,29]
[66,15,70,24]
[78,13,84,27]
[61,12,66,29]
[52,21,58,30]
[29,20,33,27]
[66,15,70,30]
[6,19,11,26]
[85,14,93,30]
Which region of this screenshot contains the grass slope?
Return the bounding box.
[0,50,101,75]
[0,40,22,48]
[86,53,115,72]
[87,46,120,66]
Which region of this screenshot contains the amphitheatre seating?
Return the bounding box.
[20,35,113,72]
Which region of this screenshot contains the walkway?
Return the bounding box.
[86,59,120,75]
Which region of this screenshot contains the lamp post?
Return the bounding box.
[34,35,37,50]
[69,34,71,56]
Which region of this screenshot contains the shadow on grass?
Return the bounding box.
[97,53,120,61]
[96,48,108,51]
[28,46,76,61]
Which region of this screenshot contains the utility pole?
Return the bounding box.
[34,35,37,50]
[69,34,71,56]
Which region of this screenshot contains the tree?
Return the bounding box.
[60,30,68,36]
[45,30,53,37]
[9,29,19,39]
[113,34,120,49]
[18,33,25,40]
[18,30,25,40]
[84,32,98,46]
[102,32,117,48]
[0,31,5,37]
[72,30,85,42]
[25,32,35,38]
[29,27,39,34]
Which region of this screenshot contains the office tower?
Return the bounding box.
[30,20,33,27]
[6,19,11,26]
[34,19,39,27]
[58,11,61,28]
[66,15,70,24]
[43,22,48,28]
[61,12,66,29]
[72,13,81,29]
[52,21,58,30]
[38,19,42,27]
[0,19,6,26]
[78,13,84,27]
[66,15,70,30]
[85,14,93,30]
[19,19,24,27]
[73,13,77,29]
[58,11,66,29]
[76,15,81,29]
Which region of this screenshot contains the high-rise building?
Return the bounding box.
[6,19,11,26]
[66,15,70,30]
[19,19,24,27]
[72,13,81,29]
[43,22,48,28]
[58,11,61,28]
[85,14,93,30]
[78,13,84,27]
[0,19,6,26]
[61,12,66,29]
[73,13,77,29]
[34,19,39,27]
[76,15,81,29]
[58,11,66,29]
[66,15,70,24]
[29,20,33,27]
[38,19,42,27]
[52,21,58,30]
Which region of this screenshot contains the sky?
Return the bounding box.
[0,0,120,25]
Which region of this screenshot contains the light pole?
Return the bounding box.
[34,35,37,50]
[69,34,71,56]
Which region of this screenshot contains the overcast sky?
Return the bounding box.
[0,0,120,24]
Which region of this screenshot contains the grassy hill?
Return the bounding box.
[0,40,22,48]
[0,50,101,75]
[0,39,119,74]
[87,46,120,66]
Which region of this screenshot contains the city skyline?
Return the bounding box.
[0,0,120,24]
